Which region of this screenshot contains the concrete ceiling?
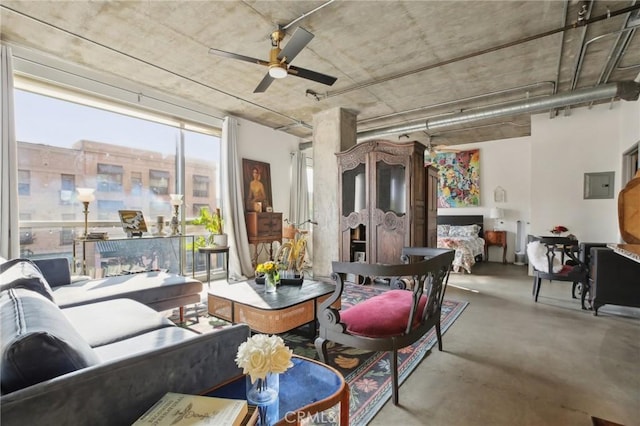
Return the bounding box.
[1,1,639,148]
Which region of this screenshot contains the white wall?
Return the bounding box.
[236,100,639,265]
[235,117,300,216]
[440,101,639,262]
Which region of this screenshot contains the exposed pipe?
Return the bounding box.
[321,3,640,100]
[282,0,337,30]
[550,0,570,118]
[358,81,555,125]
[357,81,640,141]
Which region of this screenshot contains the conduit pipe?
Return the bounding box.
[357,81,640,141]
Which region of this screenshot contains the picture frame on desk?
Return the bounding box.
[243,159,273,212]
[118,210,147,237]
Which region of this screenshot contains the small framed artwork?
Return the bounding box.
[119,210,147,237]
[354,251,366,263]
[243,159,273,212]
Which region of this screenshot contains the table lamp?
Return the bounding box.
[169,194,183,236]
[489,207,504,231]
[76,188,95,238]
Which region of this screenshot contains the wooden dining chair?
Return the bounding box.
[315,247,454,406]
[527,236,590,309]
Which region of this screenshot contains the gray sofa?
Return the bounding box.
[0,258,250,425]
[33,257,203,322]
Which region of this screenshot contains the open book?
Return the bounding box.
[132,392,248,426]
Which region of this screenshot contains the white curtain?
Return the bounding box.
[0,45,20,259]
[288,151,310,226]
[288,151,313,267]
[221,116,254,280]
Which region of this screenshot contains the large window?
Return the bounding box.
[18,170,30,195]
[14,87,221,260]
[193,175,210,198]
[149,170,170,195]
[60,174,75,205]
[97,163,124,192]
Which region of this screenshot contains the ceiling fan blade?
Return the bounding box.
[208,48,269,66]
[277,27,314,62]
[288,65,337,86]
[254,73,275,93]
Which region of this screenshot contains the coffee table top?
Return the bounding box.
[208,279,335,310]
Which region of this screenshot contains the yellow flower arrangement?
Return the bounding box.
[256,260,280,277]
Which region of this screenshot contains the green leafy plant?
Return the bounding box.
[191,207,223,248]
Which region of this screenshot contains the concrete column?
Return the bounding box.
[312,107,357,279]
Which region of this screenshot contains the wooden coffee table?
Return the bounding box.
[207,279,339,335]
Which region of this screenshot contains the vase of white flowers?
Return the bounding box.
[235,334,293,426]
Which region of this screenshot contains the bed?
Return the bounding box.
[437,215,485,273]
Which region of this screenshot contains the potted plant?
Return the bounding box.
[192,207,227,247]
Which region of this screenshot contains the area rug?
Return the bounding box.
[176,284,468,425]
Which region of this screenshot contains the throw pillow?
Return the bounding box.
[449,224,479,237]
[526,241,562,273]
[437,225,450,237]
[0,258,55,302]
[0,288,100,393]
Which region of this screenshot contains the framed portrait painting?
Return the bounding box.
[242,159,273,212]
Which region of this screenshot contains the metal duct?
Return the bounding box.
[357,81,640,141]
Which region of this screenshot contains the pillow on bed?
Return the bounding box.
[448,225,479,238]
[437,225,451,237]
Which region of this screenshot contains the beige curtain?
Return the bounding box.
[221,116,254,279]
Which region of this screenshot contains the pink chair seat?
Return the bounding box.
[340,290,427,337]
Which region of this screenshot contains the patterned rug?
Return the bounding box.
[176,284,468,425]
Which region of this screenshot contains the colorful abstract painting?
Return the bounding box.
[433,149,480,207]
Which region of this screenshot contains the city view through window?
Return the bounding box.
[15,88,222,278]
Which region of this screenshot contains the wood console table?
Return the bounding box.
[484,230,507,263]
[245,212,282,266]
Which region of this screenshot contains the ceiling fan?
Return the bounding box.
[208,27,337,93]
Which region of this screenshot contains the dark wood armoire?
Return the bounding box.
[337,140,436,265]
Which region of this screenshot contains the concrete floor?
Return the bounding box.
[369,262,640,426]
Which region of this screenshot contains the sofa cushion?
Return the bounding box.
[340,289,428,337]
[93,326,199,362]
[0,258,55,302]
[52,271,202,309]
[1,288,100,394]
[32,257,72,288]
[62,298,175,347]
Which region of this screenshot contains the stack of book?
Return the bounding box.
[132,392,256,426]
[85,232,108,240]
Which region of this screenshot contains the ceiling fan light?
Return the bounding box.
[268,64,288,79]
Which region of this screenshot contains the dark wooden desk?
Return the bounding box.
[206,355,349,425]
[484,230,507,263]
[198,245,229,285]
[208,279,338,334]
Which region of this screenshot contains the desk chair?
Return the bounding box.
[527,237,589,309]
[315,248,454,405]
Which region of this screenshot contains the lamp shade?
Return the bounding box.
[489,207,504,219]
[76,187,95,203]
[169,194,184,206]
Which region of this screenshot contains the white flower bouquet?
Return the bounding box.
[235,334,293,383]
